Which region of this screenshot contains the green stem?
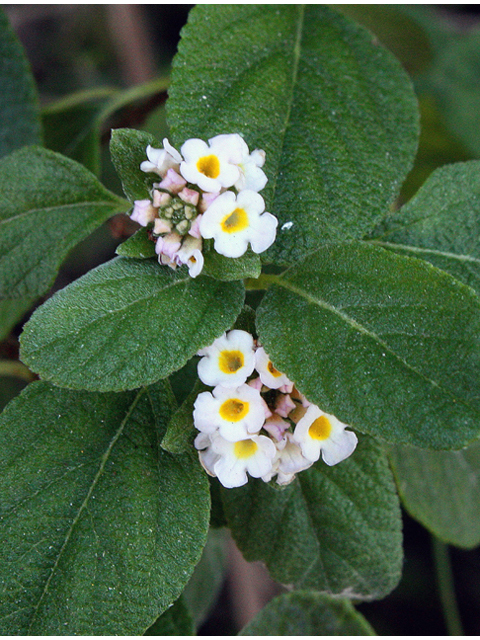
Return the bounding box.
[432,536,464,636]
[244,273,279,290]
[0,360,35,383]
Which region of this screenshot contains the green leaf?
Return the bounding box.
[183,528,228,627]
[144,597,195,636]
[256,241,480,450]
[428,28,480,157]
[0,8,42,158]
[168,5,419,265]
[43,78,169,175]
[116,226,157,259]
[110,128,162,202]
[202,243,261,281]
[0,145,128,302]
[162,378,206,454]
[221,435,402,600]
[399,96,472,203]
[371,161,480,295]
[20,257,245,392]
[389,440,480,549]
[239,591,376,636]
[0,296,36,341]
[0,380,210,635]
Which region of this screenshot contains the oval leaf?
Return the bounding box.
[0,381,210,635]
[239,591,375,636]
[0,146,128,301]
[389,440,480,549]
[168,5,419,264]
[221,435,402,600]
[20,257,245,392]
[256,241,480,450]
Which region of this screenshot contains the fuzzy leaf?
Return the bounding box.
[389,440,480,549]
[239,591,375,636]
[371,161,480,295]
[144,598,195,636]
[116,227,157,259]
[20,257,245,392]
[110,128,163,202]
[0,381,210,635]
[202,244,261,282]
[0,8,42,158]
[168,5,418,265]
[0,146,128,302]
[221,435,402,600]
[256,241,480,450]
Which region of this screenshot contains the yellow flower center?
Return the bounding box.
[221,207,249,233]
[196,154,220,179]
[219,398,249,422]
[267,360,282,378]
[308,415,332,441]
[234,439,258,459]
[219,350,244,374]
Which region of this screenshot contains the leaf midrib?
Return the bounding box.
[26,388,146,632]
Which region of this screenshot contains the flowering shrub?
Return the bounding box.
[1,4,480,636]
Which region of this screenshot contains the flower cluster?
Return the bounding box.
[193,330,358,489]
[131,134,278,277]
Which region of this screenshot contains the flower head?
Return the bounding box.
[193,383,266,442]
[293,405,358,466]
[197,330,255,388]
[199,189,277,258]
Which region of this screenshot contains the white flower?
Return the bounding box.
[199,189,277,258]
[180,138,240,193]
[292,405,358,466]
[210,433,276,488]
[140,139,182,177]
[255,347,292,390]
[193,383,266,442]
[197,330,255,387]
[262,433,312,485]
[175,236,204,278]
[208,133,268,192]
[130,199,157,227]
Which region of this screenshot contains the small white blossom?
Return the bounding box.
[262,432,312,484]
[174,236,204,278]
[197,330,255,388]
[199,189,278,258]
[209,433,276,488]
[255,347,292,390]
[140,139,182,177]
[293,405,358,466]
[208,133,268,192]
[193,383,266,442]
[180,138,240,193]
